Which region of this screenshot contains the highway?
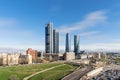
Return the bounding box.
[61,66,93,80]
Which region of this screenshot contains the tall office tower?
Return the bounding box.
[53,29,59,53]
[65,33,71,52]
[74,35,80,54]
[45,22,53,53]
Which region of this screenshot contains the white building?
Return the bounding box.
[87,67,103,77]
[0,53,8,65]
[80,54,88,59]
[7,53,20,65]
[64,52,75,61]
[0,53,20,66]
[27,54,32,64]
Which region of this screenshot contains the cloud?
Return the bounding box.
[79,31,99,37]
[81,42,120,51]
[58,10,107,33]
[0,18,18,27]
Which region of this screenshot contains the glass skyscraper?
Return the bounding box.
[53,29,59,53]
[45,22,53,53]
[74,35,80,54]
[65,33,71,52]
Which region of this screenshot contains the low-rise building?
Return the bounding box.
[64,52,75,61]
[0,53,7,65]
[80,54,88,59]
[87,67,103,77]
[26,48,38,60]
[0,53,20,66]
[7,54,19,66]
[44,54,59,61]
[19,54,32,64]
[27,54,32,64]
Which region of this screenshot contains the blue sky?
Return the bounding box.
[0,0,120,51]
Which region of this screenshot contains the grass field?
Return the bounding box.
[29,64,77,80]
[0,63,63,80]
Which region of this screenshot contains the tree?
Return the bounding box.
[0,57,3,66]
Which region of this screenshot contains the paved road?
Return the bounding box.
[61,66,93,80]
[23,64,65,80]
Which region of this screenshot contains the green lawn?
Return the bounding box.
[0,63,62,80]
[29,64,77,80]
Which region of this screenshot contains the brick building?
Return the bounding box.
[26,48,38,60]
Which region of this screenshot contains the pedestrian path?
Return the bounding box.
[23,64,65,80]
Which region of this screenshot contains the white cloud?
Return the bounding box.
[58,10,107,33]
[79,31,99,37]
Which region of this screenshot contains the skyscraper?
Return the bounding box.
[53,29,59,53]
[45,22,53,53]
[74,35,80,54]
[65,33,71,52]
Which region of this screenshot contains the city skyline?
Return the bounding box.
[0,0,120,52]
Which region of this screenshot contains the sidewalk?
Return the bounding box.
[23,64,65,80]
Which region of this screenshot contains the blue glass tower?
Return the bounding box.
[45,22,53,53]
[65,33,71,52]
[74,35,80,54]
[53,29,59,53]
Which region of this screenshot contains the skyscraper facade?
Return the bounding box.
[45,22,53,53]
[53,29,59,53]
[65,33,71,52]
[74,35,80,54]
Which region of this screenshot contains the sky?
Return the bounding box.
[0,0,120,52]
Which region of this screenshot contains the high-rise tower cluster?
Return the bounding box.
[65,33,80,54]
[45,22,80,54]
[45,22,59,53]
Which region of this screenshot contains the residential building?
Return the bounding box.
[26,48,38,60]
[27,54,32,64]
[0,53,20,66]
[19,54,32,64]
[7,53,19,65]
[0,53,7,65]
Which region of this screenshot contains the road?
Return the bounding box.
[23,64,65,80]
[61,66,93,80]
